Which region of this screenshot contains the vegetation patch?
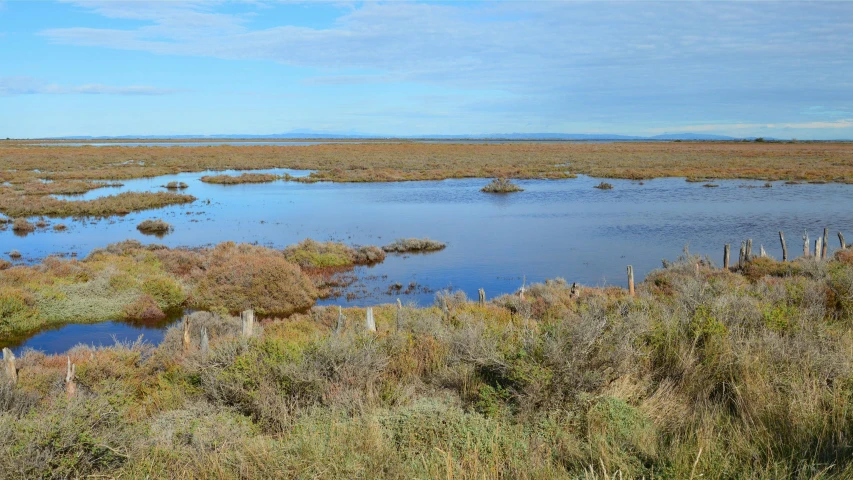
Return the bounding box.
[382,238,446,253]
[283,239,385,269]
[136,219,172,235]
[0,191,195,218]
[162,181,188,189]
[200,173,280,185]
[11,218,34,233]
[594,181,614,190]
[481,178,523,193]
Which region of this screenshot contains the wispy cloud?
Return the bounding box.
[0,76,180,96]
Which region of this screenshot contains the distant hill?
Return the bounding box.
[38,131,757,141]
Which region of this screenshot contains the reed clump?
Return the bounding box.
[200,173,280,185]
[162,181,188,189]
[594,181,614,189]
[11,218,34,233]
[481,178,523,193]
[382,238,446,253]
[136,219,172,234]
[3,245,853,478]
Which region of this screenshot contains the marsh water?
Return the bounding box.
[6,172,853,353]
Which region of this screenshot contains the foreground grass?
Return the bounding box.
[2,247,853,478]
[2,141,853,185]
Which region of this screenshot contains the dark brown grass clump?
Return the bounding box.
[481,178,523,193]
[594,181,614,190]
[162,181,188,189]
[136,219,172,234]
[382,238,446,253]
[11,218,34,233]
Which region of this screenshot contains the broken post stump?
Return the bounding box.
[241,309,254,338]
[804,231,810,257]
[746,239,753,260]
[760,245,766,258]
[723,244,730,269]
[779,231,787,262]
[627,265,635,296]
[336,306,345,334]
[2,348,16,385]
[65,356,77,399]
[823,228,829,259]
[570,282,580,298]
[478,288,485,306]
[739,241,746,268]
[182,316,191,352]
[815,238,822,262]
[365,307,376,332]
[200,326,209,355]
[839,232,846,250]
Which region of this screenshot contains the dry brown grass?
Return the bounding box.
[2,141,852,184]
[200,173,280,184]
[0,191,195,218]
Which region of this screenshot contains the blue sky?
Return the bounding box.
[1,0,852,139]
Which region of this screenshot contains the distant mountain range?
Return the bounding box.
[40,131,765,141]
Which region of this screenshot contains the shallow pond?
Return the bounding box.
[5,173,853,353]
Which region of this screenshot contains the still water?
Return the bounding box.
[5,173,853,353]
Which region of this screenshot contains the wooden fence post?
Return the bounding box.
[2,348,16,385]
[65,356,76,399]
[570,282,580,298]
[746,239,753,261]
[779,231,787,262]
[336,306,345,334]
[396,299,403,332]
[739,242,746,268]
[804,231,810,257]
[478,288,485,306]
[241,309,254,337]
[839,232,846,250]
[182,316,191,352]
[627,265,635,297]
[723,244,730,269]
[760,245,766,258]
[365,307,376,332]
[823,228,829,259]
[200,326,209,355]
[815,238,822,262]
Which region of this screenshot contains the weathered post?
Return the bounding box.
[627,265,635,297]
[441,296,451,322]
[396,299,403,331]
[823,228,829,259]
[365,307,376,332]
[804,231,810,257]
[723,244,730,269]
[570,282,580,298]
[760,245,766,258]
[182,316,191,352]
[200,326,209,355]
[478,288,485,306]
[336,306,345,334]
[815,238,822,262]
[2,348,16,385]
[65,356,77,399]
[519,276,526,300]
[839,232,847,250]
[779,231,787,261]
[746,239,753,261]
[739,241,746,268]
[241,309,254,338]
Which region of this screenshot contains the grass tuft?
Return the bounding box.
[481,178,523,193]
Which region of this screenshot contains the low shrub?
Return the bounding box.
[162,181,188,189]
[481,178,523,193]
[11,218,34,233]
[137,219,173,234]
[382,238,446,253]
[594,181,614,190]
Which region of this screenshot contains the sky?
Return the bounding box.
[1,0,852,139]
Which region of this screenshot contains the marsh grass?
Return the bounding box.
[4,245,853,477]
[594,181,614,190]
[481,178,523,193]
[0,191,195,218]
[136,219,173,235]
[382,238,446,253]
[200,173,280,184]
[11,218,34,233]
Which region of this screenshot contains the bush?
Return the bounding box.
[162,181,188,189]
[481,178,523,193]
[283,239,385,269]
[594,181,614,190]
[11,218,34,233]
[137,219,172,234]
[382,238,446,253]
